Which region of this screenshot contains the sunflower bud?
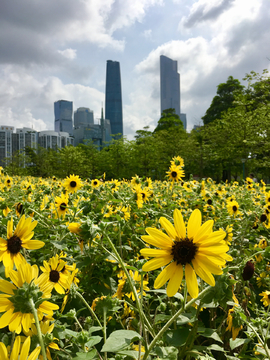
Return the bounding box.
[242,261,255,281]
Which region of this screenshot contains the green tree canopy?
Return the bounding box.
[202,76,244,125]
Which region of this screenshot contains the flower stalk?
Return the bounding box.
[29,298,47,360]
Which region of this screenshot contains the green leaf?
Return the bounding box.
[85,336,102,348]
[208,344,224,352]
[197,327,223,343]
[73,349,97,360]
[118,350,144,359]
[164,328,190,347]
[154,346,178,360]
[64,329,78,337]
[154,314,172,324]
[101,330,142,353]
[229,338,250,350]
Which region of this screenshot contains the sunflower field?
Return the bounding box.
[0,157,270,360]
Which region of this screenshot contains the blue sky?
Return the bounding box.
[1,0,269,139]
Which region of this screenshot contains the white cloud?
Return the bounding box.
[57,49,77,60]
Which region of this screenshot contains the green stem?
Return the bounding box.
[75,290,103,329]
[104,233,155,338]
[142,286,212,360]
[103,308,107,360]
[29,298,47,360]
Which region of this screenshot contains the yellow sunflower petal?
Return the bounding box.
[159,217,177,239]
[28,347,41,360]
[143,228,174,248]
[174,209,186,239]
[154,262,178,289]
[0,280,16,295]
[22,240,45,250]
[7,217,13,239]
[49,342,60,350]
[198,244,230,256]
[142,256,173,272]
[0,298,13,312]
[187,209,201,239]
[9,311,23,333]
[13,252,27,270]
[185,263,199,298]
[194,254,223,275]
[140,248,172,258]
[198,230,226,246]
[166,264,183,297]
[192,258,215,286]
[0,343,8,360]
[54,282,66,294]
[193,220,213,243]
[22,313,33,333]
[2,251,14,268]
[10,336,21,360]
[20,336,31,360]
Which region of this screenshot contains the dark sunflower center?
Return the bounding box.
[49,270,60,282]
[261,214,267,222]
[232,205,238,212]
[7,179,11,183]
[171,171,177,178]
[16,203,23,214]
[60,202,67,211]
[171,238,198,265]
[268,294,270,300]
[94,181,98,185]
[142,192,146,199]
[207,199,213,205]
[70,181,77,188]
[7,236,22,254]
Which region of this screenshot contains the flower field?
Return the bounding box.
[0,158,270,360]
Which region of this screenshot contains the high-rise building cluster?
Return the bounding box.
[0,56,186,166]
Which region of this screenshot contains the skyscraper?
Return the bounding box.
[54,100,73,135]
[105,60,123,137]
[160,55,181,118]
[160,55,187,130]
[74,107,94,128]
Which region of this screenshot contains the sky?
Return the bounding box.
[1,0,270,139]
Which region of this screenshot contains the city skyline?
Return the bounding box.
[0,0,269,139]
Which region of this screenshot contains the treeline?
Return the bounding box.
[5,70,270,181]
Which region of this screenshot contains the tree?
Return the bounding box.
[202,76,244,125]
[154,108,184,132]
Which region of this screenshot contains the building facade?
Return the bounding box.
[0,126,14,165]
[74,107,94,128]
[38,131,74,150]
[160,55,187,130]
[54,100,73,135]
[105,60,123,137]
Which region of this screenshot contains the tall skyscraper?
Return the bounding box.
[160,55,187,130]
[105,60,123,137]
[160,55,181,118]
[54,100,73,135]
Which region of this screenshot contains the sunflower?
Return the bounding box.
[24,320,60,360]
[170,156,185,167]
[0,215,44,273]
[91,179,101,188]
[0,262,59,333]
[54,193,69,218]
[166,165,184,183]
[15,202,24,217]
[226,307,243,340]
[140,208,232,298]
[62,174,82,194]
[0,336,41,360]
[259,290,270,306]
[39,254,70,294]
[226,200,240,217]
[4,176,13,188]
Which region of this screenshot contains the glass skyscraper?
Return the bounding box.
[160,55,181,118]
[54,100,73,135]
[105,60,123,137]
